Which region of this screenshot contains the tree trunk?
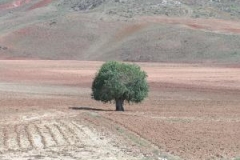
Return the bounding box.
[115,99,124,111]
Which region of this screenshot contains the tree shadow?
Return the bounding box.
[69,106,113,112]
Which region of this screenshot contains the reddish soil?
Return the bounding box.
[0,0,31,10]
[1,60,240,160]
[28,0,52,10]
[0,0,53,14]
[114,23,148,42]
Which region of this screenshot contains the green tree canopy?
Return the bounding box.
[91,61,149,111]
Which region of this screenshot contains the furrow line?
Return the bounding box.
[35,124,47,149]
[44,124,59,146]
[53,123,71,145]
[27,124,44,149]
[59,120,80,145]
[0,126,5,152]
[18,125,32,150]
[71,121,95,146]
[25,125,34,149]
[37,123,56,148]
[15,125,21,149]
[6,125,19,151]
[47,123,66,146]
[69,121,89,139]
[3,127,8,149]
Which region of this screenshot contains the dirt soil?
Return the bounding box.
[0,60,240,160]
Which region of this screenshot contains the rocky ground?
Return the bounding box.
[58,0,240,19]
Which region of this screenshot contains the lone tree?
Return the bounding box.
[91,61,149,111]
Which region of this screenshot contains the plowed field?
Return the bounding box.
[0,60,240,160]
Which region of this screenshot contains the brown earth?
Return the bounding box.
[0,60,240,160]
[27,0,53,11]
[0,1,240,159]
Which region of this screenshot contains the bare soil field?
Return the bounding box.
[0,0,240,63]
[0,60,240,160]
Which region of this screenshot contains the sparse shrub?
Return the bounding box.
[91,61,149,111]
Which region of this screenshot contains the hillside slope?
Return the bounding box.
[0,0,240,64]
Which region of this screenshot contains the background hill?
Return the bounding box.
[0,0,240,64]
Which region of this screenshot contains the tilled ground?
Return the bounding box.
[0,110,147,160]
[0,60,240,160]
